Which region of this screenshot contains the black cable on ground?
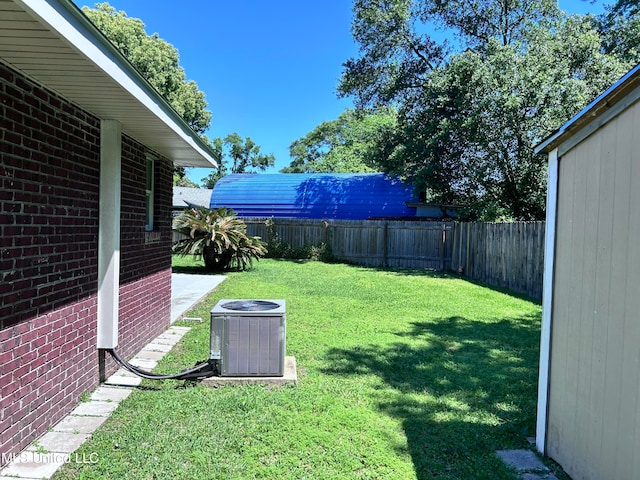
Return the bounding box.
[108,348,217,380]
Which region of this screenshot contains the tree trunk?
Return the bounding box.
[202,245,232,271]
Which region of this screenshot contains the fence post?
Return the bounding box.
[265,218,272,245]
[322,220,330,244]
[382,221,388,268]
[450,223,457,272]
[439,223,446,271]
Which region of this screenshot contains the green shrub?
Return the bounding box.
[264,218,334,262]
[172,207,267,272]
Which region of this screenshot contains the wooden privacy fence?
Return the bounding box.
[450,222,545,300]
[244,218,544,300]
[242,218,453,271]
[173,215,545,300]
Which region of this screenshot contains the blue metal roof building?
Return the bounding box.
[210,173,419,219]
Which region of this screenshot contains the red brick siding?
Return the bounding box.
[0,65,100,329]
[0,303,98,459]
[0,60,173,464]
[106,136,173,368]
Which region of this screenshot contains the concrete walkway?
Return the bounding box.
[171,273,226,322]
[0,274,225,480]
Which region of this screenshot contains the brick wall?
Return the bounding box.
[0,64,101,329]
[107,136,173,369]
[0,304,98,460]
[0,60,101,461]
[0,60,173,463]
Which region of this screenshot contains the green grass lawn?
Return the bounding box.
[171,253,209,272]
[54,259,546,480]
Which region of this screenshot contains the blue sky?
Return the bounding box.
[76,1,607,185]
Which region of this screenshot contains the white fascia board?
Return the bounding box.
[536,148,558,455]
[16,0,217,168]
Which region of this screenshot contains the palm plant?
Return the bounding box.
[172,207,267,271]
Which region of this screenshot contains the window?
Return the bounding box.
[145,156,155,231]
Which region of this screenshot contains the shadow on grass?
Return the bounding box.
[171,262,264,274]
[323,314,541,480]
[171,265,220,275]
[314,259,542,304]
[380,267,541,304]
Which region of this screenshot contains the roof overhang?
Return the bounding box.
[535,63,640,155]
[0,0,217,168]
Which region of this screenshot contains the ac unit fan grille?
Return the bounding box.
[220,300,280,311]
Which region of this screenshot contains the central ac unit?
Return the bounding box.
[210,299,286,377]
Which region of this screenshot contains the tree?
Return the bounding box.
[200,137,225,188]
[599,1,640,64]
[421,0,559,47]
[200,134,275,188]
[282,107,396,173]
[83,3,212,135]
[173,175,198,188]
[339,0,628,220]
[605,0,640,17]
[172,207,266,272]
[223,133,275,173]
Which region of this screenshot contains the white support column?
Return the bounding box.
[97,120,121,349]
[536,148,559,454]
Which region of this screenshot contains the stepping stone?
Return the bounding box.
[28,431,91,454]
[496,449,548,472]
[70,401,120,417]
[1,451,65,479]
[128,358,158,370]
[53,415,108,434]
[134,350,166,361]
[90,386,133,402]
[143,342,173,352]
[523,473,559,480]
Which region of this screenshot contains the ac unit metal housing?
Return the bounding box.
[210,299,286,377]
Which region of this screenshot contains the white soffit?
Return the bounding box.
[0,0,217,168]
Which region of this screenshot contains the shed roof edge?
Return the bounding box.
[535,63,640,154]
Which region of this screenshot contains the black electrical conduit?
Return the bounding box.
[107,348,218,380]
